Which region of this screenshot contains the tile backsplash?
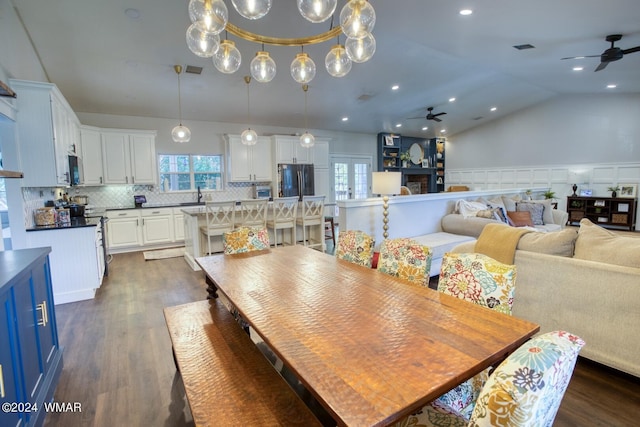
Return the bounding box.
[22,182,270,227]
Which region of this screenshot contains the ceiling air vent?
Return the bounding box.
[357,93,373,102]
[185,65,203,74]
[472,116,484,121]
[513,44,535,50]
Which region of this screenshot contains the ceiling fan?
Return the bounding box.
[409,107,447,122]
[561,34,640,72]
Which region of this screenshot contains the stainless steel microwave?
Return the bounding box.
[68,155,83,186]
[253,185,272,199]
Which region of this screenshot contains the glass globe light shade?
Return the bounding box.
[172,125,191,143]
[213,40,242,73]
[325,44,352,77]
[340,0,376,39]
[297,0,337,23]
[231,0,271,20]
[250,51,277,83]
[241,128,258,145]
[186,23,220,58]
[290,53,316,84]
[345,32,376,63]
[188,0,228,35]
[300,132,315,147]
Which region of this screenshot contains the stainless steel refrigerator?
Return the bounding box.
[278,163,314,200]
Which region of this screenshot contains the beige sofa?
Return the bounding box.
[442,209,567,238]
[452,219,640,378]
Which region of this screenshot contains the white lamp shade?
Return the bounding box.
[372,171,401,195]
[567,170,588,184]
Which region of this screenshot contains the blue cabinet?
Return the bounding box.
[0,248,63,427]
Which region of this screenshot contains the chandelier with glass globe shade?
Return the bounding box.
[171,65,191,143]
[185,0,376,84]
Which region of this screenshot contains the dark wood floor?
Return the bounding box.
[44,250,640,426]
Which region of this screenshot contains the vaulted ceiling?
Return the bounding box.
[12,0,640,138]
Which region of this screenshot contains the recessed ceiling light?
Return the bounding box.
[607,84,617,89]
[440,129,447,133]
[391,85,399,91]
[124,8,141,20]
[341,117,349,122]
[490,107,497,112]
[449,97,456,102]
[422,126,428,131]
[395,123,402,128]
[572,66,584,71]
[459,9,473,16]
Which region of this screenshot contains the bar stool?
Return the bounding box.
[236,199,268,228]
[324,216,336,247]
[296,195,325,252]
[267,197,299,247]
[199,201,236,255]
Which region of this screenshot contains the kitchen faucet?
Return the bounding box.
[197,186,203,203]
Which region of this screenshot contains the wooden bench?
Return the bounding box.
[164,300,321,426]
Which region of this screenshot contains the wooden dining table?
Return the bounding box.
[196,246,539,427]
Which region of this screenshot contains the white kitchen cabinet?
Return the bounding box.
[80,126,104,185]
[225,135,272,182]
[312,139,330,168]
[173,208,185,241]
[101,129,157,185]
[272,135,313,164]
[106,210,142,249]
[141,208,174,245]
[10,79,80,187]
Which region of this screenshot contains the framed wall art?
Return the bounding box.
[619,184,637,198]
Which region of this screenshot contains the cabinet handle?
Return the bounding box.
[132,176,135,184]
[37,301,48,327]
[126,176,129,184]
[118,213,127,216]
[137,219,140,226]
[142,218,145,226]
[100,176,103,184]
[0,364,5,398]
[151,211,160,214]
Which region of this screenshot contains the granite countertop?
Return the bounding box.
[26,216,102,232]
[105,202,205,211]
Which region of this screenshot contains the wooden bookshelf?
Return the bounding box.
[567,196,637,231]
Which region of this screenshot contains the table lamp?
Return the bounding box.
[567,170,587,197]
[372,171,401,239]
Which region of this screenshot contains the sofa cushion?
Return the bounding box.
[507,210,534,227]
[501,195,522,211]
[517,228,578,257]
[574,219,640,268]
[516,201,545,225]
[527,199,555,224]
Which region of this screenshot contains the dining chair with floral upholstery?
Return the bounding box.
[393,330,585,427]
[376,237,432,287]
[432,251,518,419]
[335,230,375,268]
[223,226,270,254]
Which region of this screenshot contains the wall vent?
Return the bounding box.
[185,65,203,74]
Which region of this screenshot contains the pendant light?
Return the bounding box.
[241,76,257,145]
[291,49,316,84]
[250,47,276,83]
[213,38,242,73]
[186,23,220,58]
[171,65,191,143]
[188,0,228,35]
[325,42,352,77]
[340,0,376,40]
[232,0,271,20]
[298,0,337,23]
[300,84,315,148]
[345,32,376,63]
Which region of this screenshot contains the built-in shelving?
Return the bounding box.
[567,196,637,231]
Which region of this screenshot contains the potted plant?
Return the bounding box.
[543,190,556,200]
[525,189,533,200]
[607,186,620,197]
[399,151,411,168]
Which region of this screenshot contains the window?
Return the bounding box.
[158,154,223,192]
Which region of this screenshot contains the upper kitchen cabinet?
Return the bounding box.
[225,135,272,182]
[311,139,329,169]
[79,126,104,185]
[101,129,157,185]
[272,135,313,164]
[10,80,80,187]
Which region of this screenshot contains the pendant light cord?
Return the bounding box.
[244,75,252,129]
[175,65,184,126]
[303,84,309,131]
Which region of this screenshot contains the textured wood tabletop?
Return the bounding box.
[196,246,540,427]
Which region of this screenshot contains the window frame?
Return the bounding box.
[157,154,224,192]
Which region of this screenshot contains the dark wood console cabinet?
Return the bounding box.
[567,196,637,231]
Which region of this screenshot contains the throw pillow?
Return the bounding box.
[517,228,578,257]
[527,199,555,224]
[476,209,495,219]
[501,195,522,212]
[574,219,640,268]
[507,210,534,227]
[516,202,545,225]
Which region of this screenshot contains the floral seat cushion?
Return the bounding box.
[335,230,375,267]
[223,226,270,254]
[377,237,432,287]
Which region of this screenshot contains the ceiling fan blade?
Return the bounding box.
[433,112,447,117]
[560,54,600,60]
[432,117,442,122]
[595,61,609,72]
[622,46,640,55]
[407,116,425,119]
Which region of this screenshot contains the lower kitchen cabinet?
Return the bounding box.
[0,248,63,427]
[173,208,185,241]
[106,207,186,252]
[106,210,142,249]
[141,208,174,245]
